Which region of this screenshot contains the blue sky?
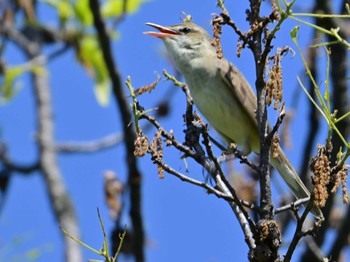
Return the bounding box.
[0,0,340,261]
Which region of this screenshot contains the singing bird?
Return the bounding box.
[144,19,321,217]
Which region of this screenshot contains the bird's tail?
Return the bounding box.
[270,146,323,218]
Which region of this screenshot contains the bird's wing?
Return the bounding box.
[217,58,258,127]
[215,58,260,153]
[217,58,323,218]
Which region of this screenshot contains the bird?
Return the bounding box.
[144,18,322,217]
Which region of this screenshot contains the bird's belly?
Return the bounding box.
[188,76,259,153]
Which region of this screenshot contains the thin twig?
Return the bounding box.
[200,120,259,231]
[275,197,310,214]
[0,143,39,173]
[56,133,124,153]
[284,197,322,261]
[266,104,286,143]
[0,24,37,54]
[149,153,234,201]
[140,110,257,249]
[212,13,249,45]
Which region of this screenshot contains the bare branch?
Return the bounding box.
[284,198,322,261]
[199,118,260,227]
[149,154,234,201]
[0,144,39,174]
[89,0,144,260]
[56,133,124,153]
[275,197,310,215]
[1,23,84,261]
[219,145,260,174]
[32,54,82,262]
[139,104,257,250]
[0,24,37,54]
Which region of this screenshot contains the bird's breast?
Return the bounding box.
[184,65,260,153]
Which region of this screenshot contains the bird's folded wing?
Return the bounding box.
[217,58,258,122]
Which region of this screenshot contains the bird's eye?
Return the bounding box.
[180,27,191,34]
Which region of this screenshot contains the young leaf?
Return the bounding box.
[77,36,111,106]
[1,67,24,102]
[102,0,147,18]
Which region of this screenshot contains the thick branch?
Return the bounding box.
[249,0,274,220]
[89,0,144,260]
[31,49,82,261]
[2,24,82,261]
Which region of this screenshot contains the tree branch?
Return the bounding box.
[89,0,144,260]
[285,199,321,262]
[140,110,257,250]
[56,133,124,153]
[248,0,274,221]
[0,144,40,174]
[31,53,82,262]
[2,23,83,261]
[274,197,310,215]
[301,0,350,260]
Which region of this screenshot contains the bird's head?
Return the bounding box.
[144,21,216,73]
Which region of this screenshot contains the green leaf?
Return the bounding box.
[74,0,93,26]
[94,79,111,106]
[57,0,74,22]
[77,36,111,106]
[1,67,24,102]
[290,26,299,41]
[102,0,147,18]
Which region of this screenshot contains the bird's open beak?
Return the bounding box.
[144,22,178,38]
